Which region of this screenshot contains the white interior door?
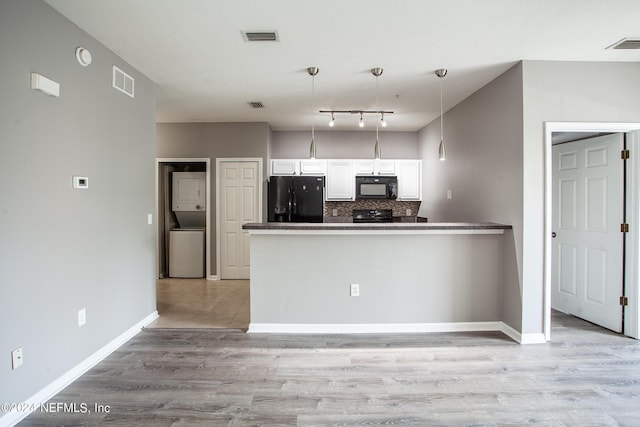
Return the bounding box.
[552,133,624,332]
[220,160,260,279]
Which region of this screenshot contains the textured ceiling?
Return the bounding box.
[44,0,640,131]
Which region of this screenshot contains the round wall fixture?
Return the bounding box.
[75,47,92,66]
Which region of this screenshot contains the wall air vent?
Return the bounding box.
[607,38,640,50]
[112,65,134,98]
[248,101,265,109]
[241,31,279,42]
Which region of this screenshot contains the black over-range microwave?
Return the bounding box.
[355,176,398,200]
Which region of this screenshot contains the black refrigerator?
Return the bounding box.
[268,176,325,222]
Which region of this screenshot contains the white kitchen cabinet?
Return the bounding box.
[326,160,354,200]
[354,160,374,175]
[396,160,422,200]
[271,159,299,175]
[354,159,395,175]
[374,159,396,175]
[300,159,327,175]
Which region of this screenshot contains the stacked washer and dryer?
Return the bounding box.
[169,172,206,278]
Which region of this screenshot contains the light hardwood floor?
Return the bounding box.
[19,312,640,426]
[148,278,250,329]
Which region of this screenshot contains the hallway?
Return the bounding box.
[147,278,250,329]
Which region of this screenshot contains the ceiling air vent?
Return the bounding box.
[607,38,640,50]
[241,30,279,42]
[248,101,265,109]
[112,65,134,98]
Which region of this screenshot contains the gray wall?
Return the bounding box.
[271,130,418,159]
[417,60,640,338]
[520,60,640,335]
[417,63,524,332]
[0,0,156,408]
[251,233,504,325]
[156,122,271,275]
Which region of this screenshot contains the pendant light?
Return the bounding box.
[307,67,319,159]
[371,67,383,159]
[435,68,447,161]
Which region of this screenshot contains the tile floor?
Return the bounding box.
[147,278,250,329]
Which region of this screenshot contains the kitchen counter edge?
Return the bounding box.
[243,222,512,234]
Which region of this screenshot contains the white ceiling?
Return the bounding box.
[44,0,640,131]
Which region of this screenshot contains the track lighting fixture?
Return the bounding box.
[307,66,319,159]
[358,112,364,128]
[435,68,447,161]
[380,112,387,127]
[319,110,393,128]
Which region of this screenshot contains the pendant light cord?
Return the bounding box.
[440,76,443,141]
[375,74,379,142]
[311,73,315,142]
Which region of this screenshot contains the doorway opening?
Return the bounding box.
[155,158,211,279]
[544,123,640,341]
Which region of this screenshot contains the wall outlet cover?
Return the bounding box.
[78,308,86,326]
[350,283,360,297]
[12,347,23,369]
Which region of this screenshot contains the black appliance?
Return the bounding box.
[352,209,393,223]
[268,176,325,223]
[355,175,398,200]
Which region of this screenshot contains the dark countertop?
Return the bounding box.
[243,222,511,231]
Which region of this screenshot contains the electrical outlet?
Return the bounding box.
[78,308,86,327]
[406,208,412,216]
[12,347,23,369]
[332,209,338,217]
[350,283,360,297]
[447,189,452,200]
[147,213,153,225]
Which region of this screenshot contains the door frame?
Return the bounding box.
[216,158,263,280]
[544,122,640,341]
[155,158,212,279]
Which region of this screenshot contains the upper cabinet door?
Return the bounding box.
[326,160,354,201]
[172,172,206,211]
[300,159,327,175]
[271,159,299,176]
[396,160,422,201]
[355,160,374,175]
[374,159,396,175]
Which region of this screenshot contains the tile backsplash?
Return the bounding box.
[324,200,421,218]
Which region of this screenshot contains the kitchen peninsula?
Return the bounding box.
[243,222,517,341]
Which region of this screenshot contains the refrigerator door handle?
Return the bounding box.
[291,190,296,220]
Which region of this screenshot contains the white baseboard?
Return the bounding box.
[519,332,547,344]
[249,321,503,335]
[248,321,547,345]
[207,274,220,281]
[0,311,159,427]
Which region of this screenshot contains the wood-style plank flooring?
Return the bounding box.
[19,311,640,426]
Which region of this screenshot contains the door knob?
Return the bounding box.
[552,232,557,238]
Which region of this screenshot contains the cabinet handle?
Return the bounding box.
[552,232,557,238]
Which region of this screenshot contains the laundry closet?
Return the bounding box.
[157,162,207,278]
